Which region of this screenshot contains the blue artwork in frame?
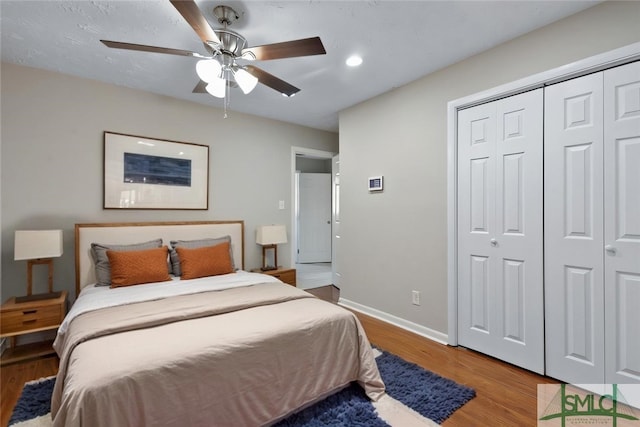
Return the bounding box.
[123,153,192,187]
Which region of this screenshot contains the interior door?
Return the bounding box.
[331,155,341,286]
[297,172,332,263]
[603,61,640,384]
[457,89,544,374]
[544,72,605,384]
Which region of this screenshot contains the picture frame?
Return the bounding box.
[104,131,209,210]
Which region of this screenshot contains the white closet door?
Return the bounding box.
[458,89,544,373]
[458,101,497,355]
[545,72,605,384]
[604,61,640,384]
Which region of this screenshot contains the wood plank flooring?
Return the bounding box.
[1,356,58,427]
[1,312,556,427]
[355,311,557,426]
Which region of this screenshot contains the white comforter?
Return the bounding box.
[57,270,280,336]
[52,273,385,427]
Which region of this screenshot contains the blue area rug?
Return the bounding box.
[9,377,55,424]
[10,349,475,426]
[375,351,476,424]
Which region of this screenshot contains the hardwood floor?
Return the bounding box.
[355,311,557,426]
[1,313,556,427]
[1,356,58,427]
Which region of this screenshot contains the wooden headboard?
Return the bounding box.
[75,221,244,296]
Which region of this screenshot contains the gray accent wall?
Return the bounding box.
[0,63,337,301]
[338,1,640,335]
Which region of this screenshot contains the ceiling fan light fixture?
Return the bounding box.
[346,55,363,67]
[196,59,222,83]
[234,68,259,94]
[205,77,226,98]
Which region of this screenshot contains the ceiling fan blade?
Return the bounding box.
[245,65,300,97]
[242,37,326,61]
[192,80,208,94]
[101,40,206,58]
[170,0,221,46]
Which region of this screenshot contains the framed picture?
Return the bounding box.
[104,132,209,210]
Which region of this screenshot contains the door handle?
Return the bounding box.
[605,245,616,255]
[490,238,498,247]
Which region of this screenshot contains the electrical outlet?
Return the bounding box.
[279,200,285,210]
[412,290,420,306]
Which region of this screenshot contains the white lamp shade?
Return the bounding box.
[206,78,226,98]
[196,59,222,83]
[234,68,258,94]
[15,230,63,260]
[256,225,287,245]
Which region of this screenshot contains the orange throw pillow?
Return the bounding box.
[176,242,234,280]
[107,246,171,288]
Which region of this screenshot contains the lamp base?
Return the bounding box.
[261,244,280,272]
[15,291,62,304]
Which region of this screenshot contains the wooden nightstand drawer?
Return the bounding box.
[1,304,63,335]
[269,269,296,286]
[251,268,297,286]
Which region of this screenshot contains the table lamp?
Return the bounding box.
[14,230,63,303]
[256,225,287,271]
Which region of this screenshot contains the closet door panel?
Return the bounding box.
[611,273,640,381]
[604,61,640,384]
[458,102,497,349]
[495,90,544,372]
[564,266,596,362]
[544,72,605,383]
[502,258,525,343]
[470,255,490,332]
[458,89,543,374]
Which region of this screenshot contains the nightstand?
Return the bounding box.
[0,290,67,365]
[252,267,296,286]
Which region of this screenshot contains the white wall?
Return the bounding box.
[296,157,331,173]
[338,1,640,336]
[0,63,337,301]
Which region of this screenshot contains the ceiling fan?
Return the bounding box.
[100,0,326,101]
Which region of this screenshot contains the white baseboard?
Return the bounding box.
[339,298,449,345]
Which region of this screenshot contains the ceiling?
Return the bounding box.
[1,1,600,132]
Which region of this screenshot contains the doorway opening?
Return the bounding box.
[290,147,336,289]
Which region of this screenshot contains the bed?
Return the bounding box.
[51,221,385,427]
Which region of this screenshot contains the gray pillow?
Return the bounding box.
[91,238,163,286]
[170,236,235,276]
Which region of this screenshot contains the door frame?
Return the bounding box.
[446,42,640,346]
[290,146,337,268]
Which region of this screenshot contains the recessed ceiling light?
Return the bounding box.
[346,55,363,67]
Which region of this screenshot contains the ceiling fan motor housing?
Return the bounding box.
[211,29,247,56]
